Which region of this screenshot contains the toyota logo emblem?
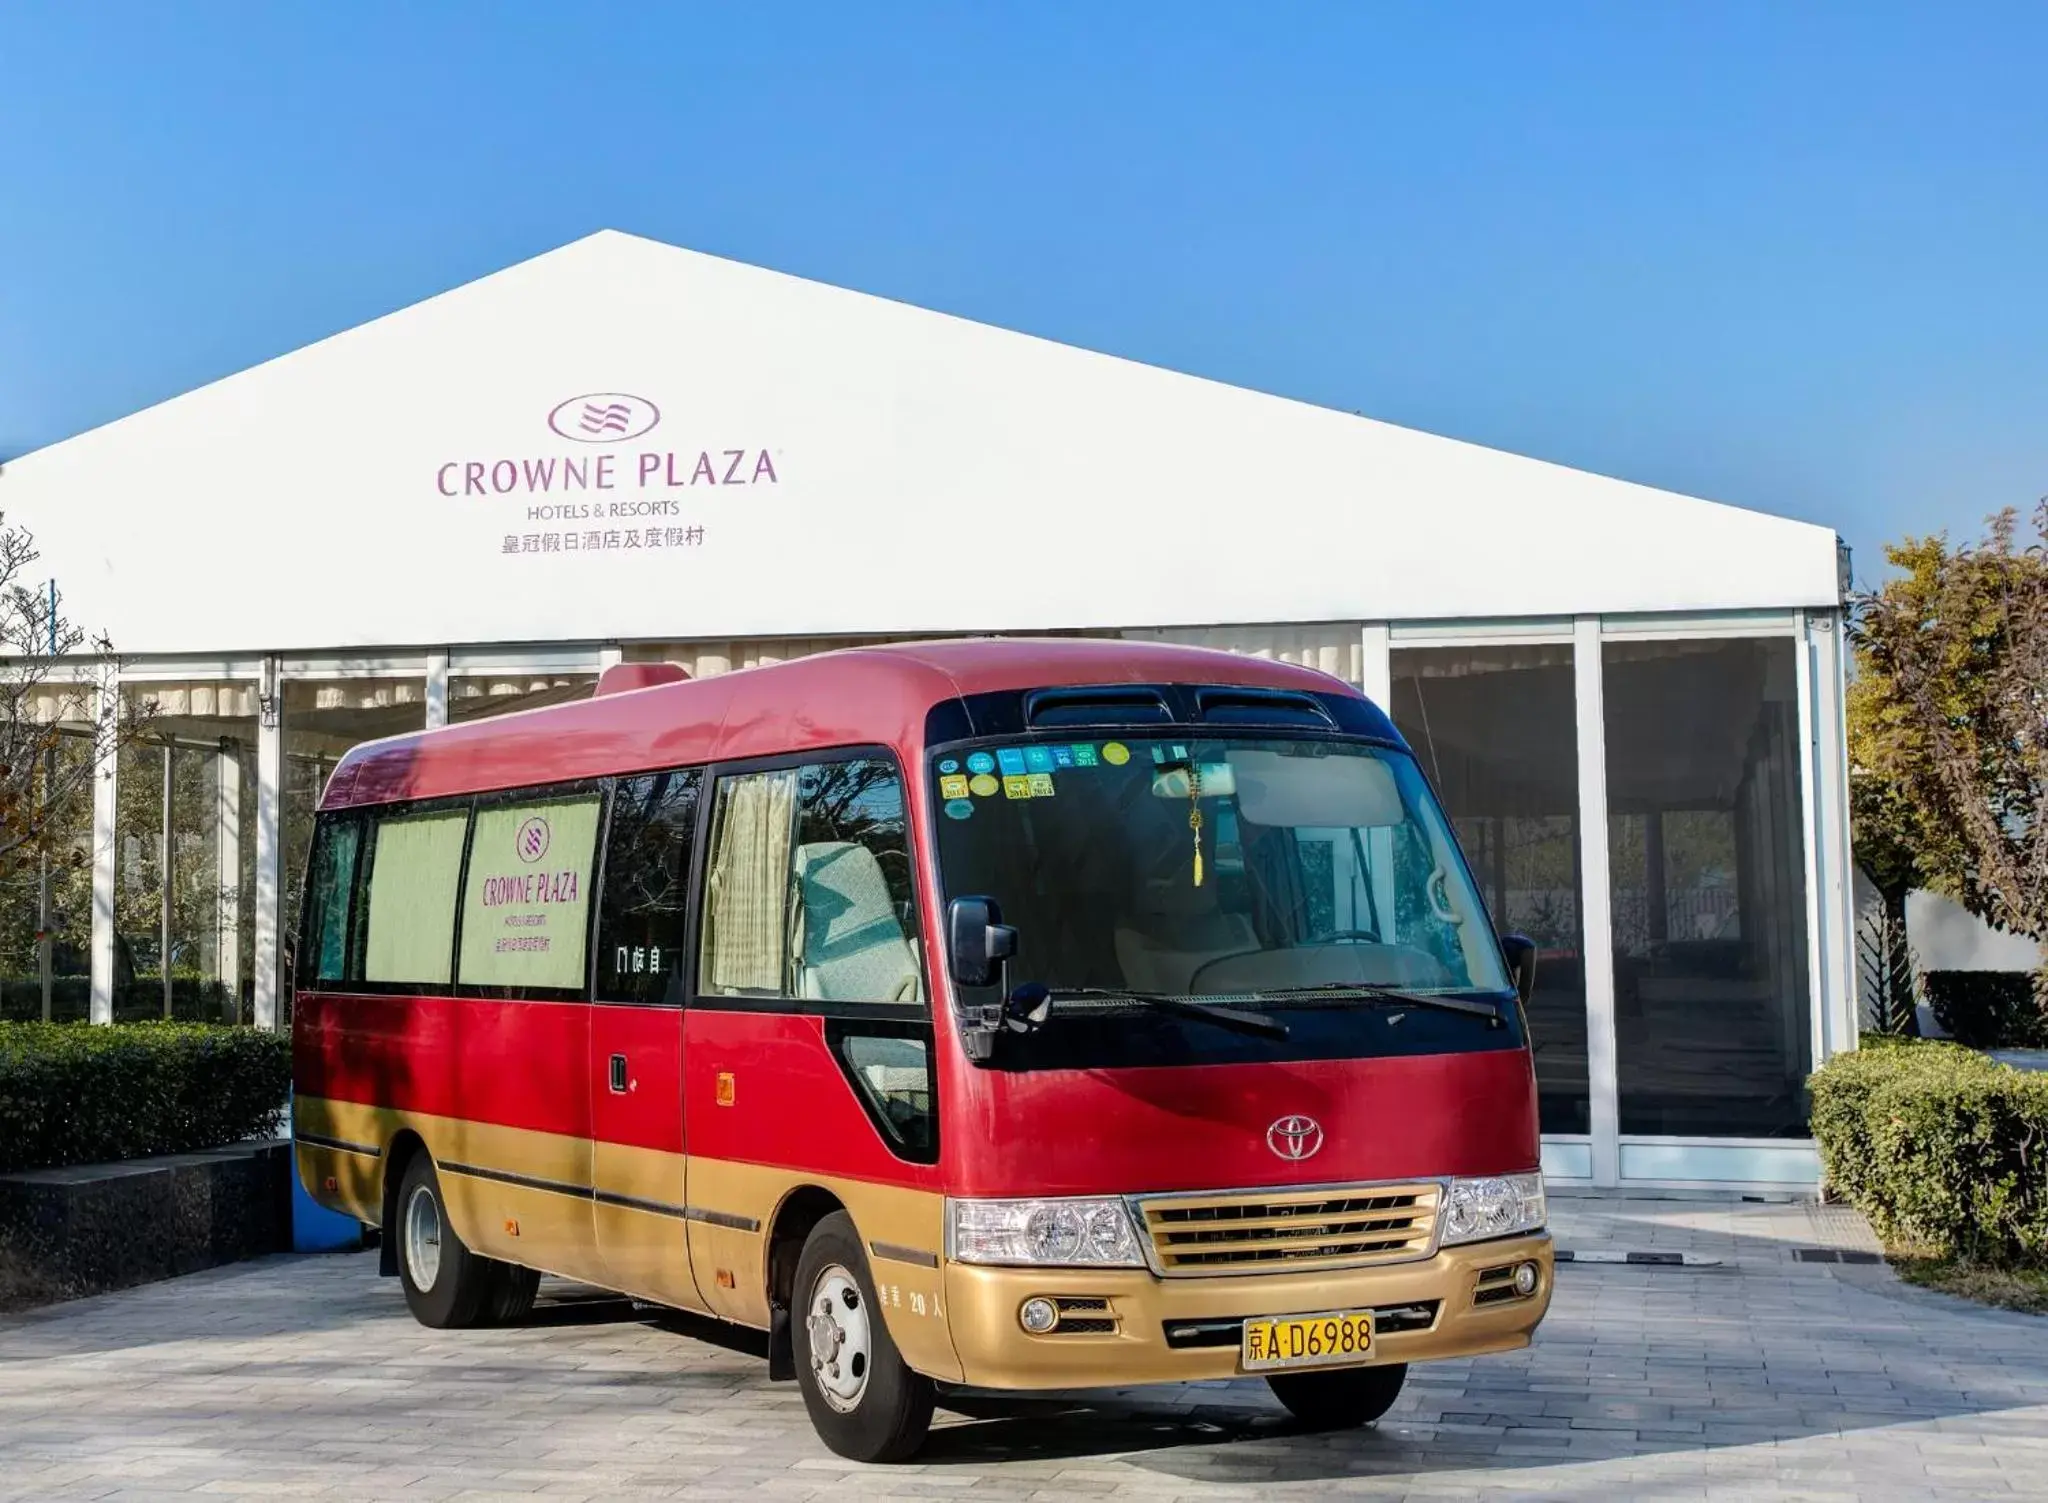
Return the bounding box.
[1266,1114,1324,1161]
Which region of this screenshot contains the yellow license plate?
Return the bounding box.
[1240,1309,1375,1371]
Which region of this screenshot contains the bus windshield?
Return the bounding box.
[930,735,1516,1065]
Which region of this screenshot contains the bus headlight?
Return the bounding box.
[947,1197,1146,1267]
[1440,1174,1546,1246]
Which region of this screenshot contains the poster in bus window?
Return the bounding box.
[459,797,602,987]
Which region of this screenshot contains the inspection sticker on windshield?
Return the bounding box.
[938,774,969,800]
[1102,742,1130,765]
[969,773,1000,797]
[967,751,997,776]
[996,748,1027,775]
[1050,745,1076,769]
[1026,772,1056,797]
[1072,744,1099,767]
[1023,745,1056,774]
[1002,775,1033,800]
[943,798,975,821]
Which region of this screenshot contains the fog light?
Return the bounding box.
[1513,1262,1539,1296]
[1019,1297,1059,1334]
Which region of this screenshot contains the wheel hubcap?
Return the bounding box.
[805,1265,871,1413]
[404,1183,442,1292]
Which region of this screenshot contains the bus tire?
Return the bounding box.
[484,1263,542,1324]
[394,1155,492,1329]
[790,1211,934,1462]
[1266,1362,1408,1430]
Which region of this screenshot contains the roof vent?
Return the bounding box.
[594,662,690,697]
[1194,687,1333,728]
[1024,686,1175,727]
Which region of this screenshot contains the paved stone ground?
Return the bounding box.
[1549,1189,1886,1269]
[2,1198,2045,1500]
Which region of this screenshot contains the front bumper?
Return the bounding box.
[941,1232,1552,1389]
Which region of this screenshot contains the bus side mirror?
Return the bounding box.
[947,896,1017,989]
[1500,933,1537,1009]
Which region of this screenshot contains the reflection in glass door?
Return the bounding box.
[1392,645,1589,1137]
[1602,638,1812,1139]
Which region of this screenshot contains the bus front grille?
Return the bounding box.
[1135,1183,1442,1276]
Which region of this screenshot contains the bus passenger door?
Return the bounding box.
[590,1002,698,1308]
[589,770,705,1312]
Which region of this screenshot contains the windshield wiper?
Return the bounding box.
[1248,982,1503,1024]
[1023,985,1291,1041]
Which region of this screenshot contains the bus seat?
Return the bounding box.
[1113,876,1258,995]
[792,842,922,1003]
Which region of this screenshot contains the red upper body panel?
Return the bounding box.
[302,638,1537,1198]
[319,638,1392,811]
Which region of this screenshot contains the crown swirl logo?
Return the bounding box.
[546,393,661,444]
[578,402,634,436]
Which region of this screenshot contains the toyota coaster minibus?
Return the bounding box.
[293,638,1552,1461]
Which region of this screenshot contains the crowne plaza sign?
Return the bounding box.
[432,392,781,560]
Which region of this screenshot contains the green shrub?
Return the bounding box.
[1810,1041,2048,1265]
[0,1022,292,1174]
[1924,970,2048,1049]
[0,978,249,1025]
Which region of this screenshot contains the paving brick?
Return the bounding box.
[1,1201,2046,1499]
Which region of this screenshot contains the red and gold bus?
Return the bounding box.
[293,639,1551,1461]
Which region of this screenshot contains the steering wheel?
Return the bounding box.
[1188,932,1386,990]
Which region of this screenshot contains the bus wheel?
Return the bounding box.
[485,1263,541,1324]
[790,1211,934,1462]
[1266,1363,1408,1430]
[394,1155,492,1329]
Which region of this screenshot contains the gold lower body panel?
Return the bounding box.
[296,1096,1547,1396]
[943,1234,1553,1389]
[291,1096,960,1380]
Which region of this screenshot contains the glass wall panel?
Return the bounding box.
[1604,638,1811,1138]
[282,677,426,1012]
[1392,645,1587,1134]
[112,684,259,1022]
[0,698,96,1021]
[448,672,596,723]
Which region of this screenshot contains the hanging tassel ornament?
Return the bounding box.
[1188,765,1204,889]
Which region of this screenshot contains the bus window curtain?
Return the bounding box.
[363,812,468,984]
[703,769,798,994]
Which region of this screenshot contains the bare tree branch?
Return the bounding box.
[0,513,157,883]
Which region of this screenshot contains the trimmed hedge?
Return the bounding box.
[0,1023,291,1174]
[1924,970,2048,1049]
[1811,1041,2048,1265]
[0,978,249,1025]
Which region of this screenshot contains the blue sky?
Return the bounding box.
[2,2,2042,583]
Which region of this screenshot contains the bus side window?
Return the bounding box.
[455,793,603,991]
[698,768,801,997]
[697,757,924,1006]
[300,814,360,986]
[359,809,469,986]
[792,759,923,1006]
[596,770,702,1003]
[833,1029,935,1161]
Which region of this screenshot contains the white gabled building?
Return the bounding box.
[3,229,1854,1190]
